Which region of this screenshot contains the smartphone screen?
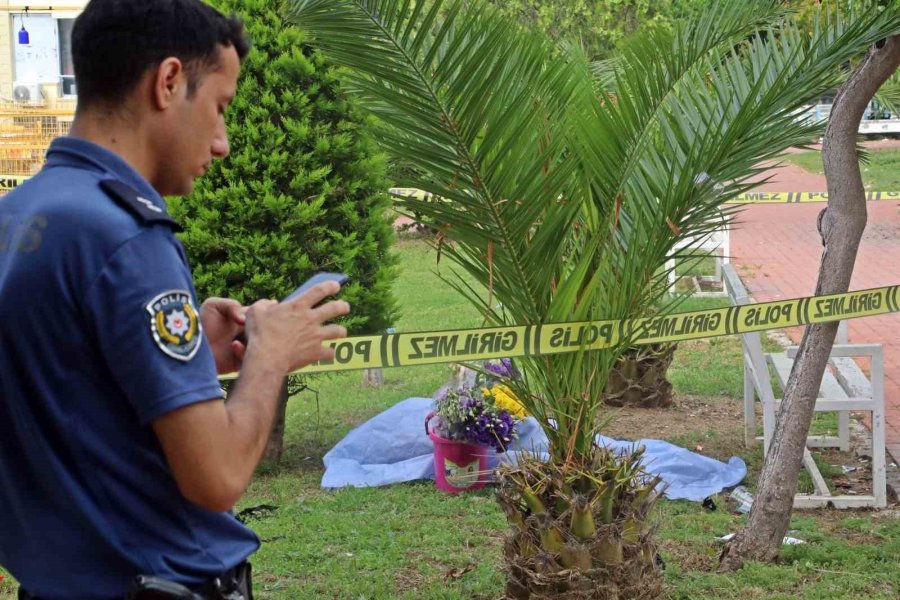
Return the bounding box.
[282,272,349,303]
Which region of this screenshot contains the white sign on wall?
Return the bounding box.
[13,14,60,84]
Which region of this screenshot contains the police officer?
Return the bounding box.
[0,1,350,598]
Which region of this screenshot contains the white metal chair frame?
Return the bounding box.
[724,264,886,508]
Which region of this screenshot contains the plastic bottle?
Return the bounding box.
[729,485,754,513]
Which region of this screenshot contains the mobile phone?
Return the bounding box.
[282,272,349,303]
[232,273,348,345]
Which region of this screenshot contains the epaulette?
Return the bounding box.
[100,179,183,232]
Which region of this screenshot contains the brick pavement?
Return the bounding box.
[730,160,900,465]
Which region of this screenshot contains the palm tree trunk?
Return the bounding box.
[604,343,677,408]
[720,35,900,571]
[498,450,664,599]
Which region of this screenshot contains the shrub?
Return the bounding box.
[170,0,397,336]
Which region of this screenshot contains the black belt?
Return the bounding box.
[188,561,253,600]
[19,562,253,600]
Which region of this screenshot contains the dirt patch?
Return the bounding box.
[394,562,429,593]
[660,539,720,573]
[817,445,876,497]
[396,549,491,595]
[673,277,727,294]
[602,394,747,448]
[598,397,883,500]
[811,508,886,546]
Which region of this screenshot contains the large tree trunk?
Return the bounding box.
[720,36,900,571]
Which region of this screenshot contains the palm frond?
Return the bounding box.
[874,70,900,114]
[285,0,900,463]
[572,1,900,326]
[287,0,597,326]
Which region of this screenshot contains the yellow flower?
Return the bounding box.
[491,384,528,419]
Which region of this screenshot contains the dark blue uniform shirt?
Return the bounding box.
[0,137,258,599]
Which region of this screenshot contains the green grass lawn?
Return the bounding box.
[784,147,900,190]
[1,238,895,600]
[674,254,718,278]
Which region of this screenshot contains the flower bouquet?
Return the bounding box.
[426,359,527,493]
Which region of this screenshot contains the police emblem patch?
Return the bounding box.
[146,290,202,361]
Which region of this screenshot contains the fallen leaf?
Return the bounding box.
[443,564,476,581]
[235,503,278,523]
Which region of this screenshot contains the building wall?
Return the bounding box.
[0,2,13,97]
[0,1,88,99]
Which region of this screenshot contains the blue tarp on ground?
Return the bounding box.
[322,397,746,501]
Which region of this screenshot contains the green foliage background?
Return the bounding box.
[487,1,894,61]
[487,0,708,59]
[169,0,398,334]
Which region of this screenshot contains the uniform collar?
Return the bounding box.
[45,136,167,211]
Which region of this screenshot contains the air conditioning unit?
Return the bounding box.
[13,82,43,104]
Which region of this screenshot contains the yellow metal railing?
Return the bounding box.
[0,99,75,193]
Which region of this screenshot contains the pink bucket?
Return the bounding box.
[426,412,489,493]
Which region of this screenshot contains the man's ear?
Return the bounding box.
[152,57,185,110]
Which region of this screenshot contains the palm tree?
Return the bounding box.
[603,342,678,408]
[285,0,900,596]
[875,70,900,112]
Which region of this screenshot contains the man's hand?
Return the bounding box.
[153,283,349,512]
[200,297,247,374]
[242,281,350,374]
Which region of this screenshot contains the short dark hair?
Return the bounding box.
[72,0,250,110]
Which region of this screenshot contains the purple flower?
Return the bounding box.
[434,380,518,451]
[458,389,481,413]
[483,358,520,381]
[466,410,516,453]
[435,386,452,403]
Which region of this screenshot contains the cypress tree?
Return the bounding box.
[170,0,396,334]
[169,0,398,459]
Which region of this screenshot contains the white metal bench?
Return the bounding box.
[665,216,730,297]
[723,264,887,508]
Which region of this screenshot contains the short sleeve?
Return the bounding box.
[82,229,223,424]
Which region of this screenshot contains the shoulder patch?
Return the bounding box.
[100,179,182,231]
[146,290,202,361]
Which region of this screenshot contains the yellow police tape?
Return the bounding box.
[285,285,898,375]
[728,191,900,204]
[390,188,900,204]
[0,175,29,190]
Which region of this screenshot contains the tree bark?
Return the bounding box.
[263,378,290,463]
[720,36,900,572]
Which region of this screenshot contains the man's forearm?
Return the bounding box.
[152,351,288,512]
[155,287,348,512]
[223,353,287,479]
